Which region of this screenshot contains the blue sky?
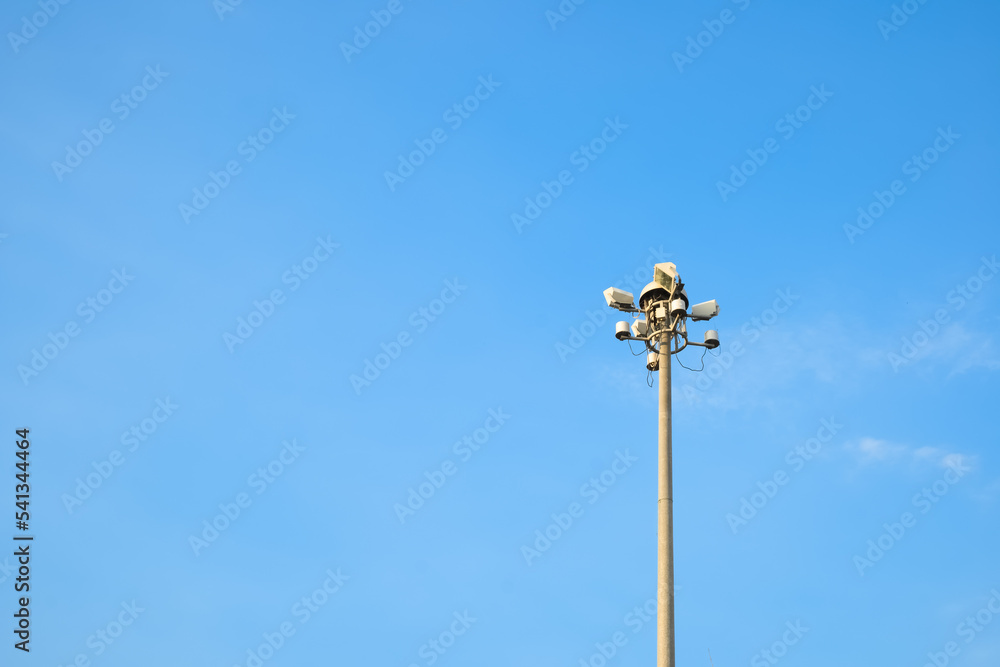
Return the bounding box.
[1,0,999,665]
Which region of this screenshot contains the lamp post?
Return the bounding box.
[603,262,720,667]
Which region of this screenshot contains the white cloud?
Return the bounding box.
[672,312,865,411]
[972,476,1000,504]
[601,307,998,415]
[846,439,975,471]
[854,437,906,462]
[946,327,1000,376]
[887,320,1000,377]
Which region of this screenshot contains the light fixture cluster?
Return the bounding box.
[603,262,720,371]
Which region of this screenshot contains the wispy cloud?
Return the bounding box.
[845,438,976,472]
[945,326,1000,376]
[852,437,906,463]
[675,312,875,411]
[972,476,1000,504]
[602,308,999,416]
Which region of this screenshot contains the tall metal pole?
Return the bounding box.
[657,328,675,667]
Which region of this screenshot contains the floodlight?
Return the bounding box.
[690,300,720,321]
[615,321,631,340]
[653,262,679,291]
[646,351,659,371]
[604,286,635,311]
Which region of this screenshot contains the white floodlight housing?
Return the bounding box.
[690,300,720,321]
[604,287,636,311]
[669,298,687,317]
[704,330,720,349]
[631,319,649,337]
[654,262,679,291]
[646,351,659,371]
[615,321,631,340]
